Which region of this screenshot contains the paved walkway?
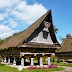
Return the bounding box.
[54,66,72,72]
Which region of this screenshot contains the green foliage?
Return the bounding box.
[54,26,59,34]
[0,39,5,45]
[57,57,60,63]
[50,56,56,63]
[13,31,20,36]
[0,57,2,64]
[52,56,55,63]
[43,57,47,62]
[13,33,18,36]
[50,57,53,62]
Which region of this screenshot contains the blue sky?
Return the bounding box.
[0,0,72,43]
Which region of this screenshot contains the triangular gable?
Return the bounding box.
[0,10,59,49]
[24,10,58,44]
[26,21,53,44]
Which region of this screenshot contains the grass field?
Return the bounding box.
[43,62,72,67]
[58,62,72,67]
[0,64,64,72]
[0,58,72,72]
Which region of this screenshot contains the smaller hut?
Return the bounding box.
[56,34,72,62]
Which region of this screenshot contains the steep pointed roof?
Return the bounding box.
[0,10,60,49]
[56,37,72,53]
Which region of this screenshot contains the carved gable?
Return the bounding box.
[26,21,53,44]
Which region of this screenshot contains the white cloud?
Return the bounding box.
[0,25,19,39]
[0,25,11,34]
[0,13,8,20]
[0,0,47,39]
[0,0,47,24]
[11,2,47,24]
[0,0,20,9]
[15,1,27,11]
[9,19,18,28]
[4,19,18,28]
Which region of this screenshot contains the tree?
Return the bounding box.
[57,57,60,63]
[0,39,5,45]
[52,56,55,63]
[13,33,18,36]
[13,31,20,36]
[54,26,59,34]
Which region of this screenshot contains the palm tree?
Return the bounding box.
[54,26,59,34]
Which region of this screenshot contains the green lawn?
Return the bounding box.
[1,61,72,72]
[43,61,72,67]
[49,62,72,67]
[23,67,64,72]
[50,62,72,67]
[0,64,64,72]
[58,62,72,67]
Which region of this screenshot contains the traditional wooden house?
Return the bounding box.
[0,10,61,66]
[56,34,72,62]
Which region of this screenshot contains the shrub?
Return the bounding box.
[52,56,55,63]
[57,57,60,63]
[0,56,2,64]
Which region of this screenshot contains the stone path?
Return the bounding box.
[54,66,72,72]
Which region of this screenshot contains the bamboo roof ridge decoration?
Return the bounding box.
[0,10,61,50]
[66,33,71,38]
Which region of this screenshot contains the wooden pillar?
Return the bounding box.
[2,56,4,63]
[16,57,20,65]
[21,57,24,66]
[40,57,43,66]
[63,56,65,62]
[48,57,51,66]
[6,57,8,63]
[19,58,21,65]
[8,57,10,64]
[10,57,13,63]
[30,58,31,64]
[13,57,16,65]
[38,57,40,65]
[30,58,34,66]
[4,56,6,63]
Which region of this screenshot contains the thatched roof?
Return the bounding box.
[0,10,60,49]
[56,37,72,53]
